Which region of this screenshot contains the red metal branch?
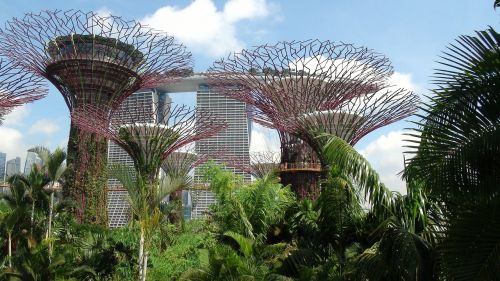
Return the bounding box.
[0,59,46,123]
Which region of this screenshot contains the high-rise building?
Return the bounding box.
[5,157,21,178]
[192,85,251,218]
[107,89,171,228]
[0,152,6,181]
[24,151,43,175]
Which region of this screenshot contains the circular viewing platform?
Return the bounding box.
[280,162,322,172]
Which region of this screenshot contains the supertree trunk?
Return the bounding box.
[279,132,323,200]
[66,122,108,224]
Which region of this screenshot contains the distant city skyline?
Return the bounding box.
[0,149,42,179]
[0,152,6,181]
[5,156,21,178]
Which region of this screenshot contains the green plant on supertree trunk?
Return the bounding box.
[66,124,108,224]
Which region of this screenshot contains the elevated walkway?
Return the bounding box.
[280,162,322,172]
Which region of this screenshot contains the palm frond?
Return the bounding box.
[224,231,254,258]
[28,146,50,165]
[405,28,500,201]
[440,197,500,281]
[107,162,138,194]
[321,135,394,214]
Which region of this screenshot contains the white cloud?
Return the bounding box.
[95,7,112,18]
[141,0,274,57]
[388,72,418,92]
[28,119,60,135]
[2,105,31,126]
[0,126,28,170]
[223,0,270,22]
[250,123,280,153]
[359,130,419,194]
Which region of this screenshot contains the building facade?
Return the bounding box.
[192,85,251,218]
[24,151,43,175]
[0,152,6,181]
[5,157,21,178]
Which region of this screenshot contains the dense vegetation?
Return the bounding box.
[1,5,499,281]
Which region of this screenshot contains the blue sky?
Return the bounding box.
[0,0,497,192]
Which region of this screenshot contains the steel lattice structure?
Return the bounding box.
[214,150,281,179]
[0,10,192,224]
[208,40,419,199]
[0,59,46,124]
[162,151,210,180]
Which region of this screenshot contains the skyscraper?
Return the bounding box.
[6,157,21,178]
[107,89,171,228]
[192,85,251,218]
[0,152,6,181]
[24,151,42,175]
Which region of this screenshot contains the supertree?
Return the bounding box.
[0,10,192,224]
[208,40,419,199]
[0,59,46,124]
[72,102,225,279]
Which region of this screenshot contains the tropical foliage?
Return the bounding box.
[1,4,499,280]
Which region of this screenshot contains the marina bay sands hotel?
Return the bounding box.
[107,74,252,227]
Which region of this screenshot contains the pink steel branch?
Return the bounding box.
[0,59,46,123]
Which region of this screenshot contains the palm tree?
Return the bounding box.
[405,27,500,280]
[108,162,180,281]
[24,166,50,234]
[1,175,31,268]
[285,135,438,280]
[29,146,66,256]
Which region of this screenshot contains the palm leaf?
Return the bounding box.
[405,28,500,201]
[440,198,500,281]
[224,231,254,258]
[321,135,394,214]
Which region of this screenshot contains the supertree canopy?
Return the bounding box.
[0,59,46,124]
[0,10,192,224]
[72,103,227,186]
[208,39,419,199]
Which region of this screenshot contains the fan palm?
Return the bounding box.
[405,27,500,280]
